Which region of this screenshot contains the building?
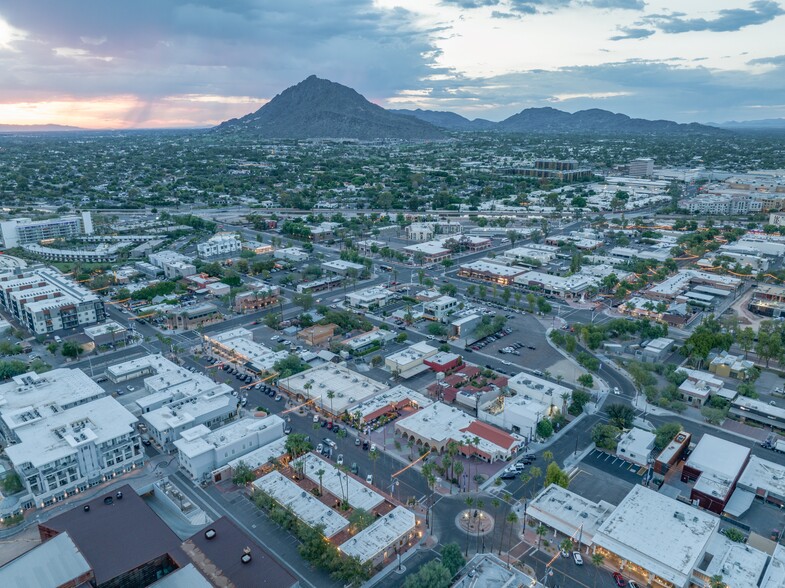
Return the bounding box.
[339,506,417,566]
[203,328,288,375]
[629,157,655,177]
[708,350,755,380]
[676,368,729,407]
[423,351,462,373]
[166,302,222,330]
[451,313,482,341]
[510,159,593,182]
[345,286,393,310]
[402,241,451,264]
[422,295,459,322]
[592,486,720,588]
[253,471,350,537]
[343,328,391,355]
[205,282,230,297]
[296,275,342,294]
[736,455,785,510]
[322,259,365,275]
[526,485,615,548]
[654,431,691,475]
[37,484,188,588]
[730,396,785,430]
[274,247,309,263]
[0,212,93,248]
[502,245,559,267]
[297,453,386,511]
[0,266,105,334]
[22,241,128,263]
[0,531,94,588]
[646,270,742,302]
[385,341,438,378]
[616,428,655,467]
[348,385,432,426]
[3,393,142,509]
[197,233,241,258]
[84,320,128,346]
[514,270,596,300]
[234,285,280,313]
[458,259,526,286]
[148,250,197,279]
[277,363,389,417]
[748,284,785,317]
[637,337,674,363]
[395,402,523,462]
[297,323,337,346]
[174,414,285,482]
[681,434,750,514]
[242,239,274,255]
[452,554,545,588]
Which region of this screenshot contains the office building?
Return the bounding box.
[681,434,750,514]
[197,233,241,258]
[203,328,288,374]
[629,157,655,177]
[148,250,197,279]
[0,212,93,248]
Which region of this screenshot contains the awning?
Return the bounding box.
[724,488,756,517]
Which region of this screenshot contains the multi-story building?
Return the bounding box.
[0,370,142,509]
[165,302,222,330]
[509,159,593,181]
[148,250,196,279]
[458,259,526,286]
[0,266,105,334]
[197,233,241,258]
[234,285,280,313]
[203,328,288,375]
[0,212,93,248]
[423,295,459,322]
[628,157,654,177]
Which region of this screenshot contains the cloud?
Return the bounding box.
[585,0,645,9]
[441,0,499,7]
[610,26,655,40]
[748,54,785,65]
[644,1,784,34]
[490,10,520,18]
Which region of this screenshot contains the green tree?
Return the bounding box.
[427,322,447,337]
[61,341,83,359]
[440,542,465,576]
[606,403,635,429]
[232,461,256,485]
[737,327,755,359]
[591,424,621,451]
[284,433,312,460]
[348,508,375,532]
[723,528,746,543]
[577,373,594,389]
[710,575,727,588]
[654,422,682,451]
[1,472,23,494]
[403,561,451,588]
[544,462,570,488]
[293,293,315,313]
[536,419,553,439]
[535,524,548,548]
[591,553,605,588]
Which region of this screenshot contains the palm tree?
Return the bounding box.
[490,498,500,554]
[368,448,379,486]
[422,462,436,530]
[453,460,464,492]
[504,512,518,561]
[464,496,475,556]
[535,524,548,549]
[591,553,604,588]
[327,390,335,417]
[710,575,727,588]
[407,439,415,459]
[543,450,553,463]
[475,499,485,553]
[316,468,325,496]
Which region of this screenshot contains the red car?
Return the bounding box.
[612,572,627,587]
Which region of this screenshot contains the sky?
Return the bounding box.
[0,0,783,128]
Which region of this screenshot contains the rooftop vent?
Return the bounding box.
[116,491,123,500]
[84,505,90,512]
[205,528,217,540]
[241,547,252,564]
[104,496,114,505]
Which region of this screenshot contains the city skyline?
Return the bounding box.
[0,0,784,129]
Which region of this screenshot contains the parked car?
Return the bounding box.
[363,440,369,450]
[320,420,327,428]
[275,395,282,401]
[313,414,320,423]
[337,454,344,465]
[355,437,361,446]
[560,548,569,558]
[370,443,377,452]
[316,443,323,453]
[351,462,359,474]
[612,572,627,587]
[324,438,337,449]
[366,474,373,485]
[572,552,583,565]
[284,426,292,435]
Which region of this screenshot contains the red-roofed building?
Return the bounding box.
[424,352,463,373]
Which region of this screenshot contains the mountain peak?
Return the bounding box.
[216,76,445,141]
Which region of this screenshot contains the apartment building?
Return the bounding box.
[0,212,93,248]
[196,233,241,258]
[0,266,105,334]
[148,250,196,279]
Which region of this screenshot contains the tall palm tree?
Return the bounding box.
[475,499,485,553]
[504,512,518,561]
[327,390,335,417]
[490,498,500,554]
[316,468,325,496]
[591,553,605,588]
[369,448,379,486]
[464,496,475,557]
[536,524,547,549]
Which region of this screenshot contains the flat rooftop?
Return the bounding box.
[279,363,388,414]
[174,414,284,459]
[253,471,349,537]
[143,392,235,433]
[228,436,288,471]
[205,329,288,372]
[297,453,385,511]
[0,531,92,588]
[351,385,432,420]
[460,259,526,277]
[593,486,720,587]
[527,485,615,544]
[738,455,785,499]
[339,506,415,563]
[687,434,750,482]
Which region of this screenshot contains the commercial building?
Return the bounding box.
[681,434,750,514]
[502,244,559,266]
[297,453,385,512]
[297,323,337,346]
[22,241,128,263]
[676,368,729,407]
[242,239,274,255]
[385,341,438,378]
[197,232,241,258]
[343,328,391,354]
[629,157,655,177]
[234,285,280,312]
[4,393,142,509]
[424,351,463,373]
[203,328,288,374]
[274,247,309,263]
[422,295,459,322]
[514,270,596,300]
[637,337,675,363]
[708,350,755,380]
[296,275,343,294]
[348,385,432,426]
[322,259,365,275]
[592,486,720,588]
[510,159,593,182]
[748,284,785,317]
[166,302,222,330]
[402,241,451,264]
[0,266,105,334]
[339,506,417,566]
[0,531,94,588]
[458,259,526,286]
[84,320,128,346]
[345,286,394,310]
[736,455,785,509]
[395,402,523,462]
[253,471,350,537]
[616,428,655,467]
[148,250,197,279]
[646,270,742,302]
[730,396,785,430]
[174,414,285,482]
[654,431,691,475]
[0,212,93,248]
[452,554,545,588]
[526,485,615,548]
[278,363,389,417]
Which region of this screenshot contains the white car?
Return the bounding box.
[572,552,583,565]
[316,443,324,453]
[337,454,344,466]
[501,360,512,366]
[366,474,373,485]
[313,414,320,423]
[613,387,620,395]
[370,444,377,452]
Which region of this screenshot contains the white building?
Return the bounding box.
[339,506,417,566]
[197,233,241,258]
[0,266,105,334]
[278,363,389,417]
[253,471,349,538]
[296,453,385,511]
[203,328,288,374]
[174,414,285,481]
[592,486,720,588]
[385,341,438,378]
[616,428,655,467]
[4,394,142,509]
[0,212,93,248]
[526,484,615,547]
[423,295,459,322]
[345,286,393,310]
[274,247,309,263]
[349,385,433,426]
[147,250,197,279]
[322,259,365,275]
[629,158,655,177]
